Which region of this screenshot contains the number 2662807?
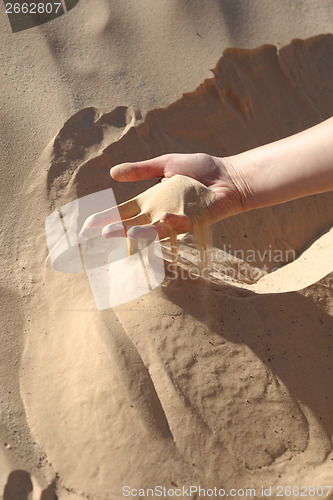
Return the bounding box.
[6,3,62,14]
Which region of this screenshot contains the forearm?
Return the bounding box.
[226,117,333,211]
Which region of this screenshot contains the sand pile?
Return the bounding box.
[1,1,333,496]
[3,34,331,498]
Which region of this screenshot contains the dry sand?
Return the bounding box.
[1,1,333,499]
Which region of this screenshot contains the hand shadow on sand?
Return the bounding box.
[3,471,57,499]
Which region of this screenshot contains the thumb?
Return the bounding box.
[110,155,171,181]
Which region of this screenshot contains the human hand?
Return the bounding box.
[84,153,245,239]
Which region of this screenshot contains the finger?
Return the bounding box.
[102,213,150,238]
[127,225,158,241]
[159,212,193,234]
[84,199,140,228]
[127,225,159,253]
[152,222,174,240]
[126,222,170,241]
[110,155,172,181]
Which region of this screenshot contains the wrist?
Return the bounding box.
[222,118,333,214]
[221,154,261,213]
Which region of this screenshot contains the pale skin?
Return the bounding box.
[85,117,333,239]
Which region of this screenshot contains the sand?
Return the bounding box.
[85,172,215,230]
[110,173,215,266]
[1,1,333,499]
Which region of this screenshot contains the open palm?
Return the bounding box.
[84,153,244,239]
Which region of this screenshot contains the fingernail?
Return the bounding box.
[127,225,157,241]
[84,215,96,228]
[102,222,125,237]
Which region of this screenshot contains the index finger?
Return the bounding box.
[83,198,140,228]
